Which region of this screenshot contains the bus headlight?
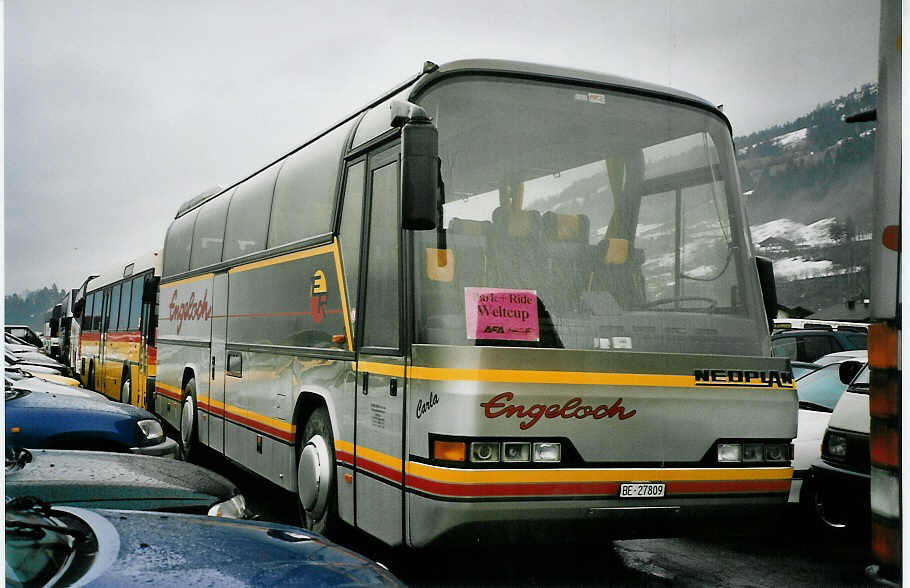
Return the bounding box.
[717,443,742,462]
[502,442,531,462]
[137,419,164,444]
[532,442,561,463]
[208,494,249,519]
[743,443,764,462]
[763,444,789,462]
[470,442,500,463]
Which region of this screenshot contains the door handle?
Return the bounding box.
[389,379,397,397]
[361,372,369,395]
[211,356,215,380]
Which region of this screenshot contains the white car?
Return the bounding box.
[790,351,867,503]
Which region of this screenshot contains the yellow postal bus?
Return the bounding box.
[155,60,796,547]
[78,250,161,410]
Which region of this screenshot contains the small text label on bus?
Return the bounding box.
[480,392,636,430]
[693,369,793,388]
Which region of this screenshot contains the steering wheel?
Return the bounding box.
[645,296,717,310]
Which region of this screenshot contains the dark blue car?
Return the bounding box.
[5,383,179,457]
[6,497,403,586]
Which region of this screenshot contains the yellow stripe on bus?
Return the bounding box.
[332,440,792,483]
[229,243,335,274]
[158,383,295,434]
[161,273,215,288]
[356,361,792,389]
[405,462,793,484]
[331,239,354,352]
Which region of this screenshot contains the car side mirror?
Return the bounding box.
[839,360,863,385]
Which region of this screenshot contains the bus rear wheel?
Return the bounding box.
[297,406,340,537]
[180,378,198,461]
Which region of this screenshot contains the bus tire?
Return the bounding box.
[87,363,96,391]
[180,378,198,461]
[297,406,340,537]
[120,372,131,405]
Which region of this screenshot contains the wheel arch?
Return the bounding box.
[292,388,338,452]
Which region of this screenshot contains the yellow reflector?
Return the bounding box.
[10,427,20,433]
[433,440,466,462]
[869,324,898,369]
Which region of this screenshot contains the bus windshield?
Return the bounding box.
[413,76,767,355]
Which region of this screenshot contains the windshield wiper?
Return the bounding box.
[6,495,88,542]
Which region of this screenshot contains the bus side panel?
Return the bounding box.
[156,275,214,437]
[223,246,351,492]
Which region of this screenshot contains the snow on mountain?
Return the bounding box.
[772,127,808,148]
[750,217,837,247]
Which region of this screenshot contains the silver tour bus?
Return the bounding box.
[156,60,796,547]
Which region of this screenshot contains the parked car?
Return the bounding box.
[5,324,44,348]
[812,349,868,366]
[803,356,870,534]
[7,373,101,399]
[771,328,867,363]
[5,382,179,457]
[6,447,250,518]
[6,332,42,353]
[6,498,404,587]
[5,363,82,387]
[5,348,68,373]
[789,352,865,505]
[791,361,821,380]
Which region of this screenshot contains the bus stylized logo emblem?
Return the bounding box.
[693,369,793,388]
[310,270,328,324]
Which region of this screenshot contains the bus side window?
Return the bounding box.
[338,161,366,335]
[361,159,400,350]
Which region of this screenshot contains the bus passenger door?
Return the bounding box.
[208,272,228,453]
[353,146,406,546]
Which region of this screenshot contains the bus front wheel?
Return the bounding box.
[297,406,340,537]
[180,378,198,461]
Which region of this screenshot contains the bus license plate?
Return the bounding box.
[619,483,666,498]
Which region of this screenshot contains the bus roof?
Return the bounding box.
[173,59,729,219]
[85,249,162,294]
[411,59,722,117]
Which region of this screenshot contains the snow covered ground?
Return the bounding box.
[750,217,838,247]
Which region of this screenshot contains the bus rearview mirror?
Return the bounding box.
[755,256,777,334]
[400,114,439,231]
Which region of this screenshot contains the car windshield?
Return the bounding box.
[795,363,849,411]
[413,76,765,355]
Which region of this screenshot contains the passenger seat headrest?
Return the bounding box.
[604,238,629,264]
[543,212,590,242]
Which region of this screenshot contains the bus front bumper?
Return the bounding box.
[407,488,790,547]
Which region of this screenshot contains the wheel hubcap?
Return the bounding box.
[181,396,195,446]
[297,435,331,519]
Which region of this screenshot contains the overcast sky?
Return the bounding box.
[4,0,879,296]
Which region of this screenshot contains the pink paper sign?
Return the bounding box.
[465,287,539,341]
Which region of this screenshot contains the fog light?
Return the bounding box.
[470,442,500,463]
[717,443,742,462]
[763,444,788,462]
[502,442,530,462]
[826,434,848,458]
[743,443,763,462]
[532,442,561,463]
